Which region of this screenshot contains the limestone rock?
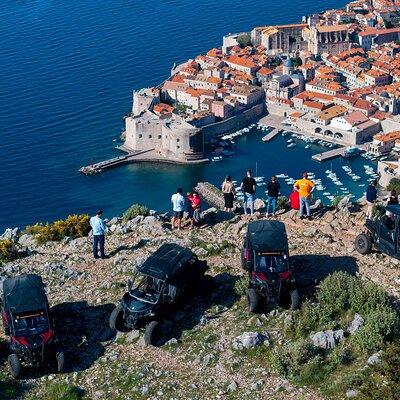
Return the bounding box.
[18,233,36,248]
[367,351,382,366]
[0,227,19,241]
[348,313,364,334]
[311,329,344,349]
[253,198,265,211]
[232,332,267,350]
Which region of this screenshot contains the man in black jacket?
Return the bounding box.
[266,176,280,217]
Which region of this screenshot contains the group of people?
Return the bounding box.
[222,170,315,220]
[89,171,318,260]
[171,188,202,230]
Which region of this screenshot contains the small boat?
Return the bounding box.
[211,156,223,162]
[305,145,310,149]
[254,176,265,182]
[287,143,296,148]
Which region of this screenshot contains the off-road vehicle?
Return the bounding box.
[109,243,209,345]
[1,274,66,378]
[241,220,300,312]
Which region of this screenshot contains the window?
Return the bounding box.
[177,138,180,142]
[139,134,143,138]
[149,135,152,138]
[158,135,162,139]
[177,145,180,149]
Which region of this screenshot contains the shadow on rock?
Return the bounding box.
[50,301,115,372]
[155,272,240,346]
[291,254,358,296]
[108,238,150,257]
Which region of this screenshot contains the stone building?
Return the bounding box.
[308,25,351,55]
[258,24,308,55]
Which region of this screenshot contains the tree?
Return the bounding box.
[237,33,252,48]
[387,177,400,194]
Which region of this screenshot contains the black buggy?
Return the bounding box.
[355,204,400,258]
[1,274,66,378]
[109,243,209,345]
[241,220,300,312]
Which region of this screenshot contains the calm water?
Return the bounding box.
[1,0,365,231]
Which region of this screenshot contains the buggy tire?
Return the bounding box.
[144,321,160,346]
[4,325,10,336]
[56,351,66,373]
[290,289,300,310]
[109,305,126,332]
[247,288,259,313]
[355,233,372,255]
[8,354,21,379]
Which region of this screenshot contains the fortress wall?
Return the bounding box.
[201,103,265,141]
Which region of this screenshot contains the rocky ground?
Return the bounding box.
[0,203,399,400]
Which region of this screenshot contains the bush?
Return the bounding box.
[277,196,290,211]
[0,239,19,261]
[358,343,400,400]
[349,281,390,316]
[387,177,400,194]
[294,301,334,338]
[317,271,357,315]
[26,215,90,244]
[41,382,84,400]
[269,340,320,377]
[234,276,248,296]
[351,305,399,354]
[237,32,251,48]
[123,204,149,221]
[331,195,346,208]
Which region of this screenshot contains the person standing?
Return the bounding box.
[189,192,202,229]
[386,189,398,218]
[241,170,256,216]
[266,176,280,217]
[294,172,315,220]
[90,210,107,259]
[222,175,236,212]
[366,179,378,219]
[171,188,185,230]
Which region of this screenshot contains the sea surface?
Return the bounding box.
[0,0,370,231]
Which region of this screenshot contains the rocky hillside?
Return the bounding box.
[0,203,399,400]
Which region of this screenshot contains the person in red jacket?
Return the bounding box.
[289,190,300,211]
[188,192,202,229]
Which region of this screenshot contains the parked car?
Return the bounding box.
[355,204,400,258]
[109,243,209,345]
[1,274,66,378]
[241,220,300,312]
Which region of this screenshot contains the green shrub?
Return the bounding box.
[351,305,399,354]
[269,340,319,377]
[299,355,333,386]
[26,214,90,244]
[0,239,19,261]
[349,281,390,317]
[123,204,149,221]
[41,382,83,400]
[237,32,251,48]
[294,301,334,338]
[387,177,400,193]
[317,272,357,315]
[358,343,400,400]
[277,196,290,211]
[331,195,346,208]
[234,276,248,296]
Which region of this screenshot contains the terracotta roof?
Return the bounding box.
[304,100,325,110]
[374,131,400,142]
[257,67,274,75]
[316,24,348,33]
[227,56,257,69]
[343,110,369,125]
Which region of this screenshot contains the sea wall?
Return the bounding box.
[201,103,265,142]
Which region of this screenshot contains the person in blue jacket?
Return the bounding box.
[366,180,378,219]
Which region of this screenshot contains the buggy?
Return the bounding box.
[241,220,300,312]
[1,274,65,378]
[109,243,209,345]
[355,204,400,258]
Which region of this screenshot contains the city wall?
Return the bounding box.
[201,103,265,141]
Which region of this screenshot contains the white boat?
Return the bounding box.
[305,145,310,149]
[323,192,331,196]
[276,173,288,178]
[287,143,296,148]
[254,176,265,182]
[287,139,293,143]
[211,156,223,162]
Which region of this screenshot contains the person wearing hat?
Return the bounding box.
[294,173,315,220]
[90,210,107,259]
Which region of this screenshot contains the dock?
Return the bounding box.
[79,148,209,175]
[312,147,346,162]
[262,128,281,142]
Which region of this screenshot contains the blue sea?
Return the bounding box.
[0,0,370,231]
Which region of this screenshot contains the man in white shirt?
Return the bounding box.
[89,210,107,259]
[171,188,185,230]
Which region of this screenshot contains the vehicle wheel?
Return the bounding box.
[4,325,10,336]
[109,305,126,332]
[290,289,300,310]
[56,351,66,373]
[144,321,160,346]
[247,288,259,313]
[8,354,21,379]
[355,233,372,255]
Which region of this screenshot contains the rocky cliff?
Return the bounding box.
[0,204,399,400]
